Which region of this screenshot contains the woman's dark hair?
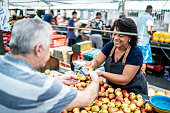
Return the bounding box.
[111,18,138,46]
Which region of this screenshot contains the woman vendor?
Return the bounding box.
[85,18,148,95]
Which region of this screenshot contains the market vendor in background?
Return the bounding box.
[85,18,148,95]
[67,11,77,46]
[81,12,106,49]
[137,5,154,75]
[43,10,56,24]
[0,18,100,113]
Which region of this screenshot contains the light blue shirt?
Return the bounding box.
[137,12,154,46]
[0,53,77,113]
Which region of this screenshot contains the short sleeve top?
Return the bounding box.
[101,41,143,75]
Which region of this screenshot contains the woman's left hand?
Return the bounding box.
[95,70,103,76]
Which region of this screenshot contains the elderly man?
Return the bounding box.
[0,19,99,113]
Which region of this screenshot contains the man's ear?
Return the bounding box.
[34,44,43,57]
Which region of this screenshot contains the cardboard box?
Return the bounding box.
[72,41,92,52]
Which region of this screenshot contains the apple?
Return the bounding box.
[108,102,115,107]
[102,98,110,104]
[101,104,108,110]
[136,94,143,101]
[99,80,104,86]
[115,101,121,108]
[83,107,91,111]
[123,108,131,113]
[129,103,137,111]
[99,92,105,97]
[141,108,147,113]
[88,111,92,113]
[108,107,114,113]
[110,99,115,103]
[115,96,123,101]
[145,104,153,112]
[117,111,124,113]
[98,97,104,101]
[121,100,128,104]
[73,108,80,112]
[44,69,50,75]
[122,90,128,94]
[104,92,109,97]
[115,91,123,97]
[81,110,88,113]
[61,109,68,113]
[91,105,99,112]
[123,93,129,98]
[80,82,86,87]
[121,103,128,110]
[95,100,102,107]
[108,85,112,88]
[78,86,84,91]
[104,84,109,89]
[134,109,141,113]
[86,80,90,84]
[128,92,136,100]
[136,99,144,107]
[115,88,121,92]
[101,86,106,92]
[109,93,115,100]
[107,88,114,93]
[69,84,75,87]
[130,100,137,104]
[67,108,73,111]
[99,109,108,113]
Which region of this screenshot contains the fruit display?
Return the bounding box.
[153,32,170,44]
[62,79,154,113]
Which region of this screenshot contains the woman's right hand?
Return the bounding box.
[84,61,95,70]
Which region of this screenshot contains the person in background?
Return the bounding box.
[75,18,82,43]
[43,10,55,24]
[55,11,63,25]
[137,5,154,75]
[81,12,106,49]
[0,18,100,113]
[85,18,148,95]
[67,11,77,46]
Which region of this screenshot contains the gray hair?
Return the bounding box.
[9,18,52,55]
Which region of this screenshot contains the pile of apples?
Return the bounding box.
[62,80,153,113]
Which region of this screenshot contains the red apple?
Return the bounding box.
[130,100,137,104]
[101,104,108,110]
[141,108,147,113]
[121,103,128,110]
[108,85,112,88]
[115,96,123,101]
[109,93,115,100]
[121,100,128,104]
[81,110,88,113]
[104,92,109,97]
[115,88,121,92]
[108,102,115,107]
[136,94,143,101]
[102,98,110,104]
[73,108,80,112]
[110,99,115,103]
[122,90,128,94]
[145,104,153,112]
[134,109,141,113]
[136,99,144,107]
[61,109,68,113]
[104,84,109,90]
[108,107,114,113]
[123,93,129,98]
[115,91,123,97]
[115,101,121,108]
[107,88,114,93]
[99,80,104,86]
[99,92,105,97]
[78,86,84,91]
[100,109,108,113]
[128,92,136,100]
[101,86,106,92]
[98,97,104,101]
[123,107,131,113]
[129,103,137,112]
[95,100,102,107]
[91,105,99,112]
[83,107,91,111]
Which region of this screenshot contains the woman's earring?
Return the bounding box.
[129,40,131,42]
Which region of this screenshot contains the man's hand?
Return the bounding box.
[56,74,80,86]
[89,71,99,82]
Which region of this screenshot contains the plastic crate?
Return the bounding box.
[51,35,67,48]
[83,49,101,61]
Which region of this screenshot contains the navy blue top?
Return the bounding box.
[102,41,143,75]
[67,18,75,39]
[43,14,53,23]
